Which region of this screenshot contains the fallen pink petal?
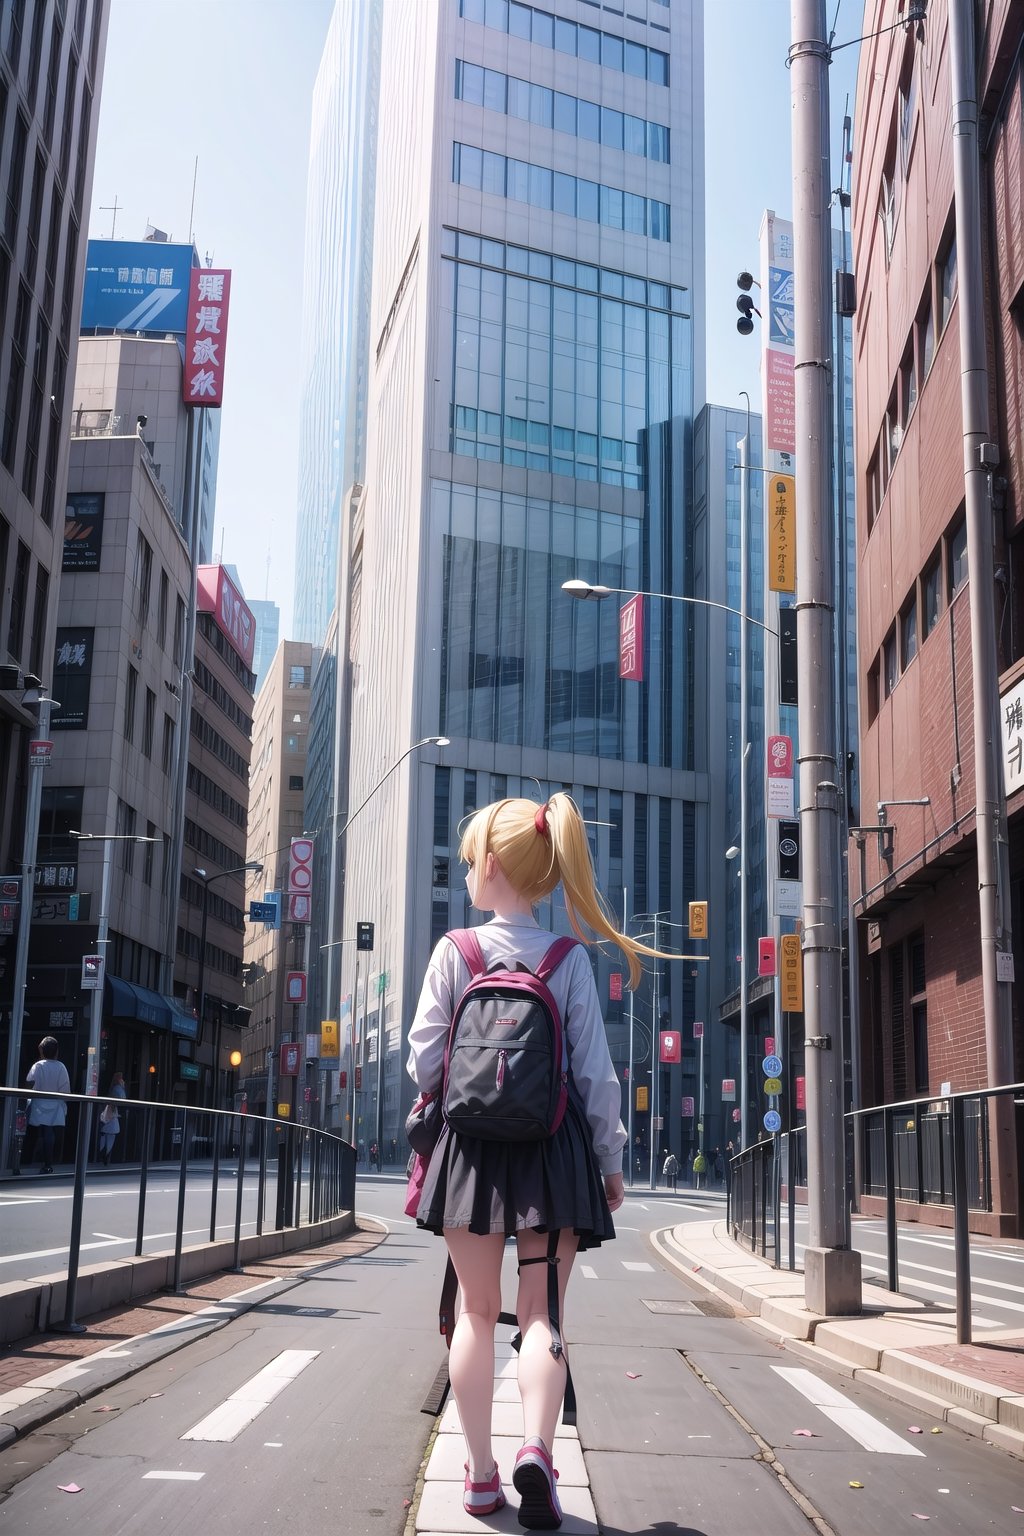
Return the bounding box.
[626,1371,642,1379]
[907,1425,923,1434]
[58,1484,82,1494]
[912,1516,930,1522]
[793,1429,818,1437]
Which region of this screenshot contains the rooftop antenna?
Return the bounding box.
[99,194,121,238]
[188,155,198,244]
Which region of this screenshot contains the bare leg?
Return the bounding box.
[444,1228,505,1481]
[515,1228,579,1452]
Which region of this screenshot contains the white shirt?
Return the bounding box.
[27,1058,71,1125]
[406,913,627,1175]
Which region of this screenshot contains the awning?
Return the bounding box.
[164,997,198,1040]
[105,976,172,1030]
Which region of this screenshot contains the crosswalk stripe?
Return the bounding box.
[143,1471,205,1481]
[622,1261,655,1272]
[772,1366,924,1456]
[580,1265,597,1279]
[181,1349,319,1443]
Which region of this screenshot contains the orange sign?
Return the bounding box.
[768,475,796,593]
[780,934,803,1012]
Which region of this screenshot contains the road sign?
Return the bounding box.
[780,933,804,1010]
[320,1020,339,1059]
[763,1055,783,1078]
[279,1041,302,1077]
[285,971,307,1004]
[659,1031,681,1063]
[28,739,54,766]
[764,1077,783,1095]
[81,954,103,990]
[277,1102,291,1118]
[180,1062,200,1081]
[765,1037,775,1055]
[249,900,278,924]
[692,1020,704,1039]
[636,1085,649,1112]
[688,901,707,939]
[757,938,776,977]
[764,1109,782,1133]
[721,1077,736,1101]
[356,921,374,951]
[681,1096,694,1117]
[732,1107,741,1122]
[609,971,623,1001]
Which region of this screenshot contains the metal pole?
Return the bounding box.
[950,1094,972,1345]
[197,879,210,1097]
[58,1098,91,1333]
[85,838,113,1098]
[648,923,659,1192]
[172,1108,190,1294]
[351,956,359,1140]
[698,1029,705,1161]
[231,1114,246,1273]
[948,0,1014,1096]
[789,0,860,1314]
[135,1106,153,1256]
[256,1116,267,1236]
[883,1105,898,1293]
[738,428,750,1153]
[624,887,634,1187]
[375,962,385,1170]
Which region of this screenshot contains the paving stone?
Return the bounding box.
[424,1433,587,1486]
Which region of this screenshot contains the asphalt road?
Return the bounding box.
[1,1175,1021,1535]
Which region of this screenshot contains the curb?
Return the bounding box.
[650,1222,1024,1461]
[0,1216,385,1450]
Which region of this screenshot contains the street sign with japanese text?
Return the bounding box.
[288,893,311,923]
[768,475,796,593]
[279,1041,302,1078]
[758,938,776,977]
[692,1020,704,1039]
[681,1096,694,1117]
[609,971,623,1001]
[659,1031,681,1064]
[249,900,278,925]
[766,735,795,818]
[780,933,804,1011]
[287,838,314,896]
[619,594,644,681]
[81,954,103,990]
[182,267,231,407]
[320,1020,339,1059]
[356,921,375,951]
[286,972,307,1004]
[636,1085,649,1112]
[721,1078,736,1102]
[688,901,707,939]
[1002,677,1024,797]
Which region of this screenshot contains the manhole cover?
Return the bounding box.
[641,1298,700,1315]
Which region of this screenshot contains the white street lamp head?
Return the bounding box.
[725,845,741,860]
[426,735,450,747]
[561,579,613,601]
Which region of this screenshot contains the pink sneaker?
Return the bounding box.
[513,1437,562,1529]
[463,1462,506,1517]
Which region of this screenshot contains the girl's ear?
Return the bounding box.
[485,851,497,882]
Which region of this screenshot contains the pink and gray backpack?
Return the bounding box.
[442,929,578,1143]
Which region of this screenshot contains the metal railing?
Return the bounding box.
[727,1084,1024,1344]
[1,1085,356,1333]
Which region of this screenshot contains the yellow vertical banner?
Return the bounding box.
[320,1020,339,1059]
[780,933,804,1011]
[768,475,796,593]
[688,900,707,939]
[636,1085,649,1112]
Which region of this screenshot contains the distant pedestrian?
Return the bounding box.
[661,1151,679,1192]
[692,1149,707,1190]
[369,1140,379,1170]
[27,1037,70,1174]
[724,1140,735,1193]
[389,1136,398,1164]
[99,1072,127,1164]
[713,1146,723,1185]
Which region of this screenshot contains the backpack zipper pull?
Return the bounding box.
[496,1049,507,1093]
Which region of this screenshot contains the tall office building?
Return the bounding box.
[328,0,706,1158]
[248,598,280,691]
[0,0,109,967]
[292,0,382,646]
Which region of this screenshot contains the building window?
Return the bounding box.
[918,293,934,380]
[162,713,175,775]
[452,142,670,240]
[459,0,669,84]
[910,936,927,1092]
[922,556,941,637]
[115,797,137,873]
[879,166,897,267]
[173,594,186,665]
[157,569,169,647]
[142,686,155,758]
[134,532,153,626]
[288,774,304,791]
[124,664,138,742]
[455,59,669,163]
[288,663,309,688]
[939,236,958,331]
[5,111,27,247]
[949,518,968,597]
[29,562,48,677]
[898,48,918,174]
[143,820,156,887]
[883,628,899,698]
[899,340,917,425]
[7,540,29,657]
[866,449,882,532]
[900,595,917,668]
[885,387,901,471]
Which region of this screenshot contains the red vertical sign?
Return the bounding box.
[758,938,776,977]
[795,1076,806,1111]
[609,972,623,1001]
[182,268,231,407]
[619,594,644,681]
[659,1031,681,1063]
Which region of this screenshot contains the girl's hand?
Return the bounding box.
[604,1172,625,1212]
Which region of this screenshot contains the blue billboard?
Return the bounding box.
[81,239,197,335]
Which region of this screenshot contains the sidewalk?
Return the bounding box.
[652,1218,1024,1460]
[0,1221,382,1451]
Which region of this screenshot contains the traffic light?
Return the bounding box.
[736,271,761,336]
[356,921,374,951]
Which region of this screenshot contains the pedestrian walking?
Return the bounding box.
[713,1146,724,1185]
[98,1072,127,1164]
[26,1037,70,1174]
[406,794,668,1528]
[692,1149,707,1190]
[661,1150,679,1192]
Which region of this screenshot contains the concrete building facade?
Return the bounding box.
[852,0,1023,1232]
[0,0,110,1063]
[242,640,313,1117]
[326,0,706,1162]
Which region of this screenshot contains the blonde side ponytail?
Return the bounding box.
[544,793,674,988]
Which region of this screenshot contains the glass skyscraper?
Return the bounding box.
[326,0,706,1157]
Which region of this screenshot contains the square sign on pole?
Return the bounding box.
[81,955,103,990]
[356,921,375,951]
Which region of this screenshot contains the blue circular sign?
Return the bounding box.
[763,1109,782,1133]
[762,1055,783,1078]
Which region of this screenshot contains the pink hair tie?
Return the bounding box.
[534,802,550,837]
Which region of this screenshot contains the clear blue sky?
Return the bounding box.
[89,0,859,634]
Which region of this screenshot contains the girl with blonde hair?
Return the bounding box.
[407,793,667,1528]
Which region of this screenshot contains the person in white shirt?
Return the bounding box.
[27,1036,71,1174]
[407,793,669,1528]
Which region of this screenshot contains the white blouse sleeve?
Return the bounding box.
[406,937,458,1094]
[564,947,627,1176]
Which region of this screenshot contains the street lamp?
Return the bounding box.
[193,861,263,1109]
[70,829,160,1098]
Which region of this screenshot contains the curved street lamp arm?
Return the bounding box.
[563,583,778,638]
[336,738,445,843]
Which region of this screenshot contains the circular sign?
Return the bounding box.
[764,1109,782,1133]
[762,1055,783,1078]
[779,836,798,858]
[763,1077,783,1095]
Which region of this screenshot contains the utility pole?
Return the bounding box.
[789,0,861,1315]
[738,420,750,1153]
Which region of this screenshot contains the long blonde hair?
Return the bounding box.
[458,794,672,988]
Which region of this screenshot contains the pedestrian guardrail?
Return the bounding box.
[728,1128,806,1271]
[0,1085,356,1333]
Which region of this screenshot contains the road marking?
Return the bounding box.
[0,1235,126,1266]
[181,1349,319,1442]
[580,1265,597,1280]
[661,1200,713,1212]
[143,1471,205,1481]
[264,1442,283,1448]
[622,1261,655,1272]
[772,1366,925,1455]
[854,1246,1024,1298]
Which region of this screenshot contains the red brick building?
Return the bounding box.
[852,0,1024,1234]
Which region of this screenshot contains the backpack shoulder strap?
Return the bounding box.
[534,935,579,984]
[446,928,487,980]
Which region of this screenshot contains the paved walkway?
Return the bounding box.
[653,1218,1024,1458]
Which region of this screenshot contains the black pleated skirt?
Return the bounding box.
[415,1093,616,1250]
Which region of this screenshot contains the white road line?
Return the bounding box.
[792,1241,1024,1315]
[181,1349,320,1443]
[579,1265,598,1280]
[854,1246,1024,1298]
[772,1366,924,1455]
[143,1471,205,1481]
[0,1235,125,1265]
[622,1261,655,1273]
[660,1200,714,1212]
